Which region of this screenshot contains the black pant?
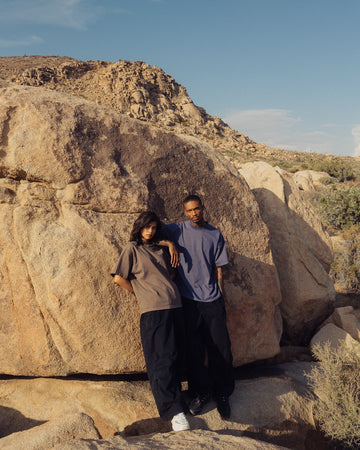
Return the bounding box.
[182,296,234,398]
[140,307,186,421]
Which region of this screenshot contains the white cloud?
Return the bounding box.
[223,109,301,148]
[0,0,103,30]
[352,124,360,157]
[222,108,337,154]
[0,35,43,48]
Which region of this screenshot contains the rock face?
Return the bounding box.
[1,58,256,156]
[239,162,335,344]
[311,306,360,353]
[0,363,315,449]
[310,323,360,352]
[0,413,99,450]
[0,84,282,376]
[291,170,331,192]
[322,306,360,341]
[55,431,289,449]
[0,56,323,167]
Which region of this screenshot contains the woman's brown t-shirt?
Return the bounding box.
[111,242,182,314]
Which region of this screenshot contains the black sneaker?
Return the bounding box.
[189,393,211,416]
[216,396,231,419]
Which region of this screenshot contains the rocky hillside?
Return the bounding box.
[1,55,358,450]
[1,55,358,173]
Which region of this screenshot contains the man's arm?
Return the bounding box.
[157,240,180,267]
[113,274,134,292]
[215,267,224,295]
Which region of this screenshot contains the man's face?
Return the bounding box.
[184,200,205,227]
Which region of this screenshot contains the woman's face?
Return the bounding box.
[141,221,157,243]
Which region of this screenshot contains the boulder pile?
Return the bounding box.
[0,83,282,376]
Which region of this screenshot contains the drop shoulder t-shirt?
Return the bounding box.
[162,221,229,302]
[111,242,182,314]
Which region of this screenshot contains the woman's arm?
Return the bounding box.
[113,274,134,293]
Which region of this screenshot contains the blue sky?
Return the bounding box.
[1,0,359,157]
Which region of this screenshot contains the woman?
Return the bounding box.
[111,211,189,432]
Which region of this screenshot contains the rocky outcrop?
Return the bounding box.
[310,306,360,353]
[56,431,289,449]
[2,56,359,178]
[239,161,335,344]
[1,58,255,156]
[0,56,321,168]
[321,306,360,341]
[0,83,282,376]
[0,413,99,450]
[310,323,360,352]
[291,170,331,192]
[0,362,316,449]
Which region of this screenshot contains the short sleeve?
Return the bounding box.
[111,243,134,279]
[214,232,229,267]
[161,223,181,243]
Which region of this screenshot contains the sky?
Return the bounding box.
[1,0,360,157]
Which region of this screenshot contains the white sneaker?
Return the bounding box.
[171,412,190,431]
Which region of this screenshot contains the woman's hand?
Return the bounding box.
[168,242,180,267]
[113,274,134,292]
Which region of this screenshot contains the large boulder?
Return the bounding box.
[310,323,360,352]
[239,161,335,344]
[291,170,331,192]
[0,84,282,376]
[320,306,360,342]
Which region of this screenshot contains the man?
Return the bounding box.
[162,194,234,419]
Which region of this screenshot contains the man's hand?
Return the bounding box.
[157,240,180,267]
[168,242,180,267]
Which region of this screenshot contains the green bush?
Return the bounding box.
[318,186,360,230]
[272,160,291,170]
[307,341,360,448]
[319,176,338,185]
[310,159,355,182]
[330,226,360,293]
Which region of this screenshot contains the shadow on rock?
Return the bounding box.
[241,421,344,450]
[122,417,171,436]
[122,414,210,437]
[0,405,46,438]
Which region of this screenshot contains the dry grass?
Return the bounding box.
[307,341,360,449]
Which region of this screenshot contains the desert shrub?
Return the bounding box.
[317,186,360,230]
[319,175,338,185]
[309,159,355,182]
[272,160,299,173]
[307,341,360,448]
[330,226,360,293]
[272,160,291,170]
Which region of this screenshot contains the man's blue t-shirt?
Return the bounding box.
[162,221,229,302]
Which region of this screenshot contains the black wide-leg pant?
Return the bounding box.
[182,296,234,398]
[140,307,186,421]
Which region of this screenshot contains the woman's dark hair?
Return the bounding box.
[130,211,162,245]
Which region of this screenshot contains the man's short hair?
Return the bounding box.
[183,194,202,205]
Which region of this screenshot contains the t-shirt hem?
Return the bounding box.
[181,295,221,303]
[140,303,183,315]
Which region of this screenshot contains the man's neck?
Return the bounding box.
[189,220,207,228]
